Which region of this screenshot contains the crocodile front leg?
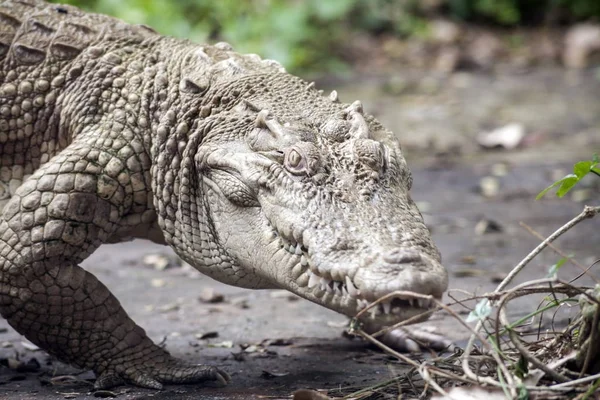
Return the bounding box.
[361,320,454,353]
[0,137,229,390]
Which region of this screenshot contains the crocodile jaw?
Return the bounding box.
[261,212,447,328]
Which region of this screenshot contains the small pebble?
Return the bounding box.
[199,288,225,304]
[474,218,504,235]
[479,176,500,198]
[93,390,117,398]
[490,163,509,177]
[490,273,507,283]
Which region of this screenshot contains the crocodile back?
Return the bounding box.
[0,0,160,211]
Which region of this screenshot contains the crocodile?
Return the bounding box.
[0,0,449,390]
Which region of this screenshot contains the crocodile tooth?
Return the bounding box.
[334,282,343,296]
[289,244,296,253]
[345,277,358,298]
[297,272,309,287]
[308,272,320,289]
[321,277,332,293]
[295,243,302,255]
[382,300,391,314]
[292,262,304,279]
[370,305,380,318]
[300,255,308,266]
[356,300,366,311]
[360,299,370,310]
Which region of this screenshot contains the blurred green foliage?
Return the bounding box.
[449,0,600,25]
[51,0,600,73]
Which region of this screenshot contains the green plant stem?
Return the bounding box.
[580,377,600,400]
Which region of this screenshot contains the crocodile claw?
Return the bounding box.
[379,326,455,353]
[94,354,231,390]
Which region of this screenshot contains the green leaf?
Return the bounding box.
[517,383,529,400]
[466,299,492,322]
[547,256,569,278]
[536,174,575,199]
[555,175,579,197]
[537,154,600,199]
[514,354,529,379]
[573,160,593,178]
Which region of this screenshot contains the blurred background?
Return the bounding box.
[51,0,600,163]
[53,0,600,74]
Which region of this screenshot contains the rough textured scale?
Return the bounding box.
[0,0,449,390]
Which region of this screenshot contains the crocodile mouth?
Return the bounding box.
[269,225,439,321]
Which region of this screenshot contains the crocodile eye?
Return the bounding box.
[287,150,301,167]
[284,148,307,175]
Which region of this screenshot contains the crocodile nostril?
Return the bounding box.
[383,249,422,265]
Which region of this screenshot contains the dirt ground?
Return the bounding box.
[1,68,599,399]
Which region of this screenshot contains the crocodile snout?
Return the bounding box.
[354,250,448,303]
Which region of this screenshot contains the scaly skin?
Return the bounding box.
[0,0,449,390]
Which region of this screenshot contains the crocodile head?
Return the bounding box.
[190,74,448,331]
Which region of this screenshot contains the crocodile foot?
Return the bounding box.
[94,352,231,390]
[379,326,455,353]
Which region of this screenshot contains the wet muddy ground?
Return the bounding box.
[1,68,599,399]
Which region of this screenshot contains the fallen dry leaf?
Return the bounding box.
[142,253,179,270]
[477,123,525,150]
[261,369,289,379]
[209,340,234,348]
[432,387,506,400]
[453,268,485,278]
[262,338,293,346]
[292,389,332,400]
[195,331,219,340]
